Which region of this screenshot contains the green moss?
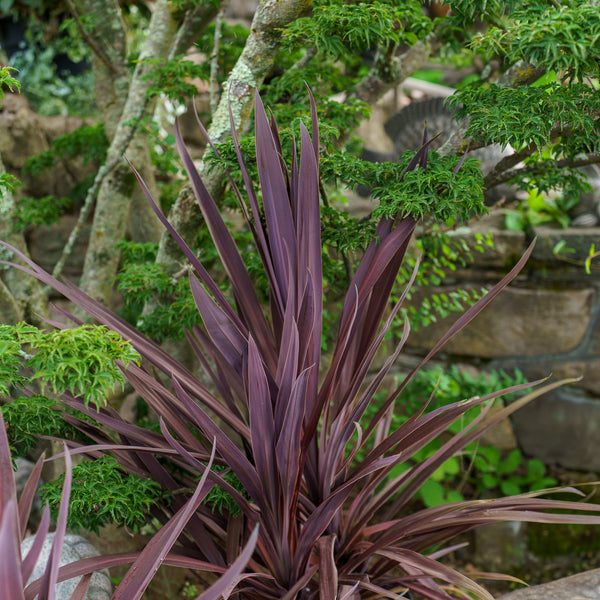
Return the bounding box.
[526,522,600,558]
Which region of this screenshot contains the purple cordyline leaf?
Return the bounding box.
[185,326,246,416]
[254,92,297,298]
[275,366,310,499]
[125,158,245,333]
[274,309,300,430]
[111,440,218,600]
[338,217,416,332]
[296,122,322,304]
[330,255,419,445]
[296,123,322,383]
[173,121,276,367]
[34,443,72,600]
[188,272,247,374]
[308,286,360,453]
[327,319,412,492]
[25,553,232,599]
[362,240,537,444]
[318,535,338,600]
[297,271,320,406]
[305,84,320,165]
[124,364,210,448]
[293,452,402,575]
[67,573,93,600]
[0,410,17,515]
[338,582,361,600]
[378,548,494,600]
[247,335,278,507]
[157,417,256,522]
[21,508,50,584]
[171,377,264,503]
[275,367,311,566]
[17,455,44,537]
[193,525,259,600]
[0,500,25,600]
[420,123,429,170]
[129,357,250,441]
[352,234,412,369]
[357,579,415,600]
[218,104,283,314]
[279,566,319,600]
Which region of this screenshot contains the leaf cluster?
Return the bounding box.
[451,82,600,154]
[0,323,140,408]
[11,194,73,232]
[372,151,485,222]
[472,1,600,81]
[141,56,209,105]
[473,446,556,497]
[283,0,431,59]
[40,456,164,534]
[1,394,88,456]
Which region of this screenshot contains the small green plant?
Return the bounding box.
[0,323,141,407]
[1,394,87,457]
[40,456,164,534]
[503,188,579,232]
[472,446,556,496]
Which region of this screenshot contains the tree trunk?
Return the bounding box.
[0,154,49,324]
[77,0,217,306]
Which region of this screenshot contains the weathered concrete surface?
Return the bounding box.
[496,568,600,599]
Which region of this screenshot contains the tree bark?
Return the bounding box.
[154,0,312,269]
[0,154,49,324]
[77,0,217,307]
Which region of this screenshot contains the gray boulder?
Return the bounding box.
[21,532,112,600]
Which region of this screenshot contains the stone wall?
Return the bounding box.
[399,218,600,472]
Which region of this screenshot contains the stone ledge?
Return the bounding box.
[406,286,594,357]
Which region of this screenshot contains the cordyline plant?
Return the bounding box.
[0,406,258,600]
[3,90,600,600]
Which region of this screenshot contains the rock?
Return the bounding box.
[510,386,600,471]
[0,92,93,200]
[406,286,594,358]
[496,568,600,599]
[21,532,111,600]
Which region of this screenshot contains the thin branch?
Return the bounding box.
[292,46,317,71]
[485,152,600,189]
[209,2,226,114]
[65,0,118,73]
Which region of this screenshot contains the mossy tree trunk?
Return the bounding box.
[0,154,49,324]
[75,0,218,307]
